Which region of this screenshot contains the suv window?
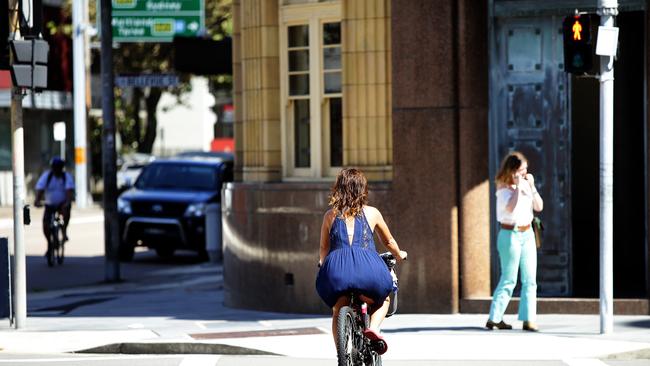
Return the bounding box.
[135,163,220,191]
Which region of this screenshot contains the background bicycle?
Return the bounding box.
[46,207,66,267]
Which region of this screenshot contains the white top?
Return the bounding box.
[495,185,534,226]
[35,170,75,206]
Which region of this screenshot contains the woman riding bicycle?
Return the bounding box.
[316,168,407,354]
[34,157,75,257]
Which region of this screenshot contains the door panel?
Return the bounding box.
[491,16,571,296]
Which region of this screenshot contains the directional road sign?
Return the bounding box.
[112,0,204,42]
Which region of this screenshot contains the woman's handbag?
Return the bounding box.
[532,217,544,249]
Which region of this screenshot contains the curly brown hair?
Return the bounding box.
[495,151,527,186]
[329,168,368,217]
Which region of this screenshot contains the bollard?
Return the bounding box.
[0,237,11,322]
[205,203,222,262]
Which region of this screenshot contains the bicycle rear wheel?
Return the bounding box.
[337,306,357,366]
[54,224,65,265]
[370,351,382,366]
[47,232,57,267]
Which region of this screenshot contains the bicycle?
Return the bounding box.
[46,208,66,267]
[337,252,400,366]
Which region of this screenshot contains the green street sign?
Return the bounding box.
[112,0,204,42]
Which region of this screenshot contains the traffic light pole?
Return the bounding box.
[72,0,89,208]
[8,0,26,329]
[598,0,618,335]
[100,0,120,282]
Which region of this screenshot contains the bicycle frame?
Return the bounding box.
[337,252,398,366]
[46,207,66,267]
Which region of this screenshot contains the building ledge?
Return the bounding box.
[461,297,649,315]
[0,90,72,110]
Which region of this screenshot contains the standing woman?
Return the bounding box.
[486,151,544,332]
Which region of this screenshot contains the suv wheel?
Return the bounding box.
[155,247,175,258]
[118,241,135,262]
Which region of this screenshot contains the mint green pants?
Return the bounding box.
[488,228,537,322]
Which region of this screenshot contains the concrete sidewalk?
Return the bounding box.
[0,261,648,361]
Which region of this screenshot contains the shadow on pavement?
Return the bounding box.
[622,319,650,329]
[24,250,324,324]
[26,250,206,292]
[383,326,487,333]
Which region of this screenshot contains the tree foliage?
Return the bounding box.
[48,0,233,156]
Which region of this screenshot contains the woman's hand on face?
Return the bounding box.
[525,173,535,189]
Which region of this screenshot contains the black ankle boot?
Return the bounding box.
[485,319,512,330]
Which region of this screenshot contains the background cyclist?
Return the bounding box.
[34,157,75,256]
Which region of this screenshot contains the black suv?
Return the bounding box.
[117,157,233,261]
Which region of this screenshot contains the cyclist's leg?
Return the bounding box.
[368,296,390,332]
[61,204,71,240]
[332,295,351,346]
[42,206,55,254]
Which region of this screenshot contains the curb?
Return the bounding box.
[604,348,650,360]
[75,342,278,356]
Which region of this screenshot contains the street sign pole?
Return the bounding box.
[8,0,26,330]
[598,0,618,335]
[73,0,89,208]
[100,0,120,282]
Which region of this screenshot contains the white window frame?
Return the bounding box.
[280,1,342,179]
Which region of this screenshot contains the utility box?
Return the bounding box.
[0,237,11,320]
[205,203,222,262]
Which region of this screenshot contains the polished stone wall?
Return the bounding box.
[222,182,393,313]
[390,0,490,313]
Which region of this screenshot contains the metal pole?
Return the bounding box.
[8,0,26,329]
[100,0,120,282]
[72,0,88,208]
[598,0,618,335]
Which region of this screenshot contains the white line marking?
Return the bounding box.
[563,358,610,366]
[0,355,172,363]
[179,355,222,366]
[0,215,104,229]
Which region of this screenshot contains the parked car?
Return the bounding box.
[117,153,155,192]
[117,157,233,261]
[175,150,234,163]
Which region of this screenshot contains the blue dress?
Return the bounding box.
[315,212,393,308]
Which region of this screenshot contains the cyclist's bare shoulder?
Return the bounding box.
[363,206,383,229]
[322,209,337,230]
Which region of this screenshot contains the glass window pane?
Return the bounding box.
[329,98,342,167]
[289,25,309,47]
[289,74,310,96]
[323,47,341,70]
[294,99,311,168]
[324,72,341,94]
[323,22,341,45]
[289,50,309,72]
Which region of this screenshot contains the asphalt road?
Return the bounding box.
[0,206,206,293]
[0,354,648,366]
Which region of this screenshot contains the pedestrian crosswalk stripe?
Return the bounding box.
[563,358,609,366]
[179,355,222,366]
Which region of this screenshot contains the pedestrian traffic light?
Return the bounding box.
[9,38,49,90]
[0,0,9,70]
[173,36,232,75]
[563,14,593,74]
